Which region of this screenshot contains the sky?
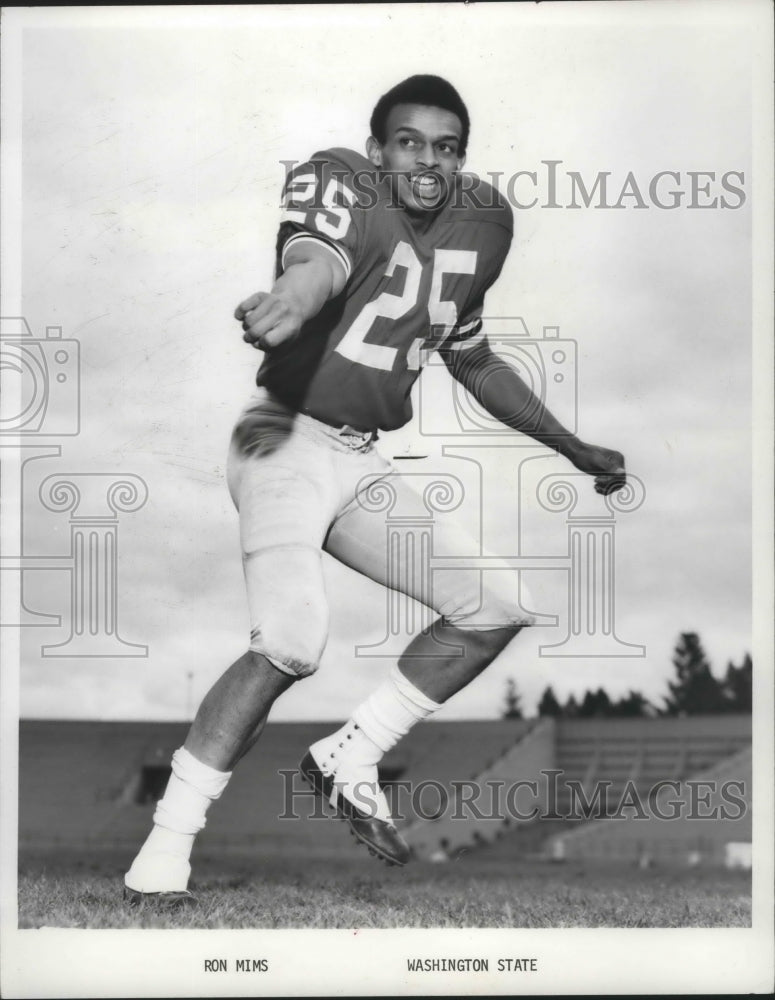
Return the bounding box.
[6,3,761,722]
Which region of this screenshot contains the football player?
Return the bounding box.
[124,75,626,905]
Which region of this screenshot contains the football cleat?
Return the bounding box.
[123,886,197,909]
[299,750,411,867]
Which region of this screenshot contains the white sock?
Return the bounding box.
[152,746,232,834]
[125,747,231,892]
[317,666,441,769]
[353,664,441,753]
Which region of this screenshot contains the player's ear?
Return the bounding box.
[366,136,382,167]
[456,152,466,171]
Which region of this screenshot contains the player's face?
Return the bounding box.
[367,104,465,213]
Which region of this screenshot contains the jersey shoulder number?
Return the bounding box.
[278,148,376,277]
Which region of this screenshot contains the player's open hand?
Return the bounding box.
[234,292,304,351]
[571,442,627,496]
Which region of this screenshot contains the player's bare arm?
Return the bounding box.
[444,337,627,496]
[235,240,347,350]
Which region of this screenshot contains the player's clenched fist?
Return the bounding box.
[234,292,304,351]
[570,442,627,496]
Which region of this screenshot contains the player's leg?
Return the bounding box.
[125,554,327,902]
[182,536,331,771]
[125,395,338,901]
[397,621,520,699]
[303,469,533,863]
[183,650,291,770]
[124,647,295,902]
[327,468,533,697]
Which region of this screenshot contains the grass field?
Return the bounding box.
[18,848,751,930]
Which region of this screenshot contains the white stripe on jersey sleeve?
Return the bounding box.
[443,317,484,351]
[445,328,486,351]
[457,317,482,336]
[281,232,352,282]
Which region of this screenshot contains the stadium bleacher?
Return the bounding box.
[19,718,530,857]
[19,714,752,866]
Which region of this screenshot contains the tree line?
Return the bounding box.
[502,632,752,719]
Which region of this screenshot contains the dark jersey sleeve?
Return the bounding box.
[441,181,513,356]
[276,150,368,283]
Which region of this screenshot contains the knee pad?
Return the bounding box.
[248,600,328,678]
[441,570,536,631]
[243,547,330,678]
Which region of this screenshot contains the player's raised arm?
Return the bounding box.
[235,240,347,351]
[442,336,627,496]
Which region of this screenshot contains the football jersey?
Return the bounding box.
[256,147,513,432]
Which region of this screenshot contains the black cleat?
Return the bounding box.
[123,886,197,909]
[299,750,410,867]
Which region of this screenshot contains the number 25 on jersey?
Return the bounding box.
[336,241,478,372]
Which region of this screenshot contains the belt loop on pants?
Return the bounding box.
[338,425,379,449]
[302,411,379,450]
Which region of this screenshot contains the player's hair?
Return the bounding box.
[370,75,470,154]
